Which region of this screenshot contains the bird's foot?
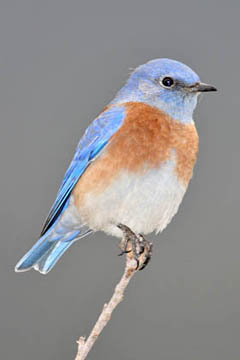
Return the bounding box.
[117,224,153,270]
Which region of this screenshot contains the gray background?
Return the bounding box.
[1,0,239,359]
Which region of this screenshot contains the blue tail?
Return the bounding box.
[15,229,92,274]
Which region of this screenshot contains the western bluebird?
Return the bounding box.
[15,58,217,274]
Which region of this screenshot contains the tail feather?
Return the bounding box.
[15,235,55,272]
[15,229,92,274]
[33,239,76,274]
[34,230,92,274]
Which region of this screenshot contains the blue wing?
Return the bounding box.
[15,105,126,273]
[40,105,126,236]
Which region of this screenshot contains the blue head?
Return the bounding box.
[112,59,217,123]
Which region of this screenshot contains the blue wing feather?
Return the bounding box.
[15,105,126,273]
[40,105,125,236]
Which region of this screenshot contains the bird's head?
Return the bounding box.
[113,58,217,124]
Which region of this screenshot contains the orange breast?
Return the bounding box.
[73,102,199,208]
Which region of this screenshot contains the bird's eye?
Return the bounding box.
[161,77,175,88]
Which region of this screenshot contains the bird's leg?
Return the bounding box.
[117,224,153,270]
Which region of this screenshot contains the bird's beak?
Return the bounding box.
[186,82,217,93]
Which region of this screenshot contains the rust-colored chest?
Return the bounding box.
[107,102,199,185]
[73,102,199,208]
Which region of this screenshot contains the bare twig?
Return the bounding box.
[74,227,152,360]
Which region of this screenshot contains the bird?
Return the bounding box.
[15,58,217,274]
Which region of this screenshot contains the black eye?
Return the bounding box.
[161,77,174,88]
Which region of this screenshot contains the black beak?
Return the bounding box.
[187,82,217,93]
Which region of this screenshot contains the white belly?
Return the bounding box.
[73,158,188,238]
